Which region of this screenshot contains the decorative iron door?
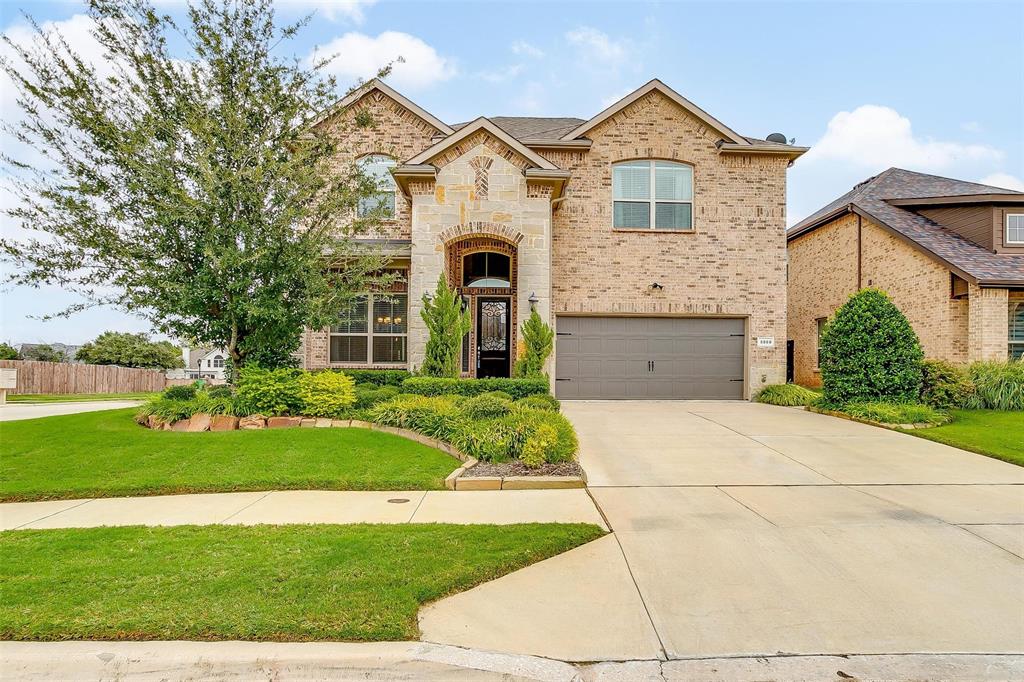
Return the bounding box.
[476,298,510,378]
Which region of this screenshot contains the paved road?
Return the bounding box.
[421,401,1024,664]
[0,401,141,422]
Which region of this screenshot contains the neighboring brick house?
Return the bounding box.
[787,168,1024,387]
[301,78,806,399]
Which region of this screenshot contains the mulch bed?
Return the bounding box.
[462,461,584,477]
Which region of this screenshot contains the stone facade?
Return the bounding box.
[550,91,791,392]
[788,214,1013,387]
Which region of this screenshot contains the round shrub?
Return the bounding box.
[460,393,513,420]
[521,423,559,468]
[753,384,818,407]
[920,360,974,409]
[496,410,578,463]
[353,384,400,410]
[820,289,923,405]
[515,394,560,412]
[205,385,234,399]
[296,371,356,418]
[235,366,302,416]
[477,390,514,402]
[163,384,197,401]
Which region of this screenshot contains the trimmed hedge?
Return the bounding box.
[401,376,550,400]
[820,288,923,405]
[335,369,410,387]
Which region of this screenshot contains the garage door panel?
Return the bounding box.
[556,316,745,400]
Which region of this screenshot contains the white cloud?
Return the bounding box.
[565,26,627,65]
[477,64,523,83]
[803,105,1002,171]
[512,81,545,115]
[310,31,455,91]
[153,0,377,23]
[511,40,544,58]
[961,121,983,134]
[979,173,1024,192]
[600,87,633,108]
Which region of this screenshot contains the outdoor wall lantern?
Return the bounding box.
[649,282,664,291]
[528,291,539,310]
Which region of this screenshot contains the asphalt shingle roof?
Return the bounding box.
[451,117,586,140]
[790,168,1024,284]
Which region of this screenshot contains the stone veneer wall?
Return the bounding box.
[787,213,1005,387]
[408,142,553,371]
[550,90,791,395]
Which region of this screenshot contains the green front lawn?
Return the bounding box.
[904,409,1024,466]
[7,392,157,403]
[0,523,604,641]
[0,409,459,501]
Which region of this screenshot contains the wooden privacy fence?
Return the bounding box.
[0,360,167,395]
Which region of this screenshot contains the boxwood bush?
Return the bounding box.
[820,288,923,406]
[162,384,198,401]
[353,384,400,409]
[337,369,410,387]
[235,366,302,416]
[516,394,560,412]
[296,371,356,418]
[460,393,514,420]
[401,376,550,400]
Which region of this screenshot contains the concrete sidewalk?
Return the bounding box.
[0,401,141,421]
[0,489,608,530]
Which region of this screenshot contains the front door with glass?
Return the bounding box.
[476,298,510,378]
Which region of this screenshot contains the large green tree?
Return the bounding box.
[1,0,390,368]
[76,331,184,369]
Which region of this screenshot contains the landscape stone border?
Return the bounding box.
[805,405,939,431]
[141,413,586,491]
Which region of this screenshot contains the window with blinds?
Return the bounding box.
[330,294,407,364]
[1010,301,1024,361]
[612,160,693,230]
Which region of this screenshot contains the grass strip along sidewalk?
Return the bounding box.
[0,409,459,501]
[0,523,604,641]
[902,409,1023,467]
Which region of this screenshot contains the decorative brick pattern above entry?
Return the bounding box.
[469,156,493,199]
[438,222,525,246]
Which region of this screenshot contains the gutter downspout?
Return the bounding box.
[856,210,863,290]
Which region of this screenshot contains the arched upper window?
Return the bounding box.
[212,355,225,368]
[612,160,693,230]
[357,154,396,218]
[463,252,511,288]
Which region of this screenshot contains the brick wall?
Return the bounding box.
[968,284,1010,361]
[549,90,793,394]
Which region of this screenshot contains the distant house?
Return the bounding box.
[787,168,1024,387]
[16,343,82,363]
[173,346,229,380]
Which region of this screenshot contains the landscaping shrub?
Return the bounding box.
[192,392,236,416]
[420,276,471,378]
[460,394,514,420]
[162,384,197,401]
[136,397,200,424]
[296,371,356,418]
[753,384,818,407]
[402,376,550,400]
[840,401,950,426]
[520,423,559,468]
[205,385,234,399]
[495,410,578,463]
[516,394,560,412]
[920,360,974,409]
[353,384,400,409]
[819,288,924,406]
[369,395,466,443]
[513,309,554,378]
[235,366,302,416]
[339,369,410,387]
[964,360,1024,411]
[477,390,514,402]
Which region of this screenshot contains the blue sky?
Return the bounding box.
[2,0,1022,344]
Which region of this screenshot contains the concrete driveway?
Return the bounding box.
[421,401,1024,664]
[0,401,142,422]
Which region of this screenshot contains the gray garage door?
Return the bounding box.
[554,317,745,399]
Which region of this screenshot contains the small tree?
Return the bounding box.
[420,276,471,378]
[513,309,554,378]
[0,343,18,360]
[820,288,923,405]
[76,331,184,369]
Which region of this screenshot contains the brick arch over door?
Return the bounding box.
[443,232,519,377]
[438,222,524,247]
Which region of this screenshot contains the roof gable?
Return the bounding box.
[560,79,748,144]
[406,117,559,170]
[310,79,453,135]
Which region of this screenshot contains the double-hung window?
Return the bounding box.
[357,154,397,218]
[613,160,693,230]
[1010,301,1024,361]
[1006,214,1024,245]
[330,293,408,364]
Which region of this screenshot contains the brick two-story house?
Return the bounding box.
[300,78,807,399]
[787,168,1024,387]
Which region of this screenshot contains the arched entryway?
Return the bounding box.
[444,235,519,378]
